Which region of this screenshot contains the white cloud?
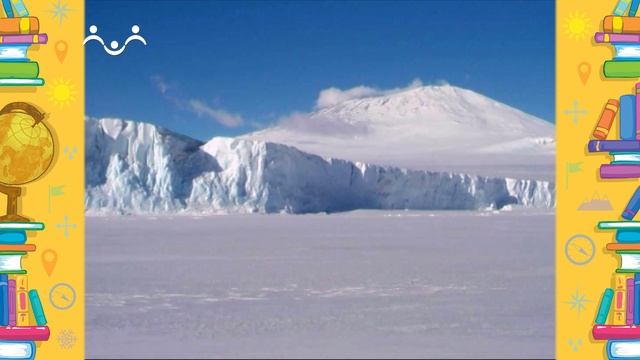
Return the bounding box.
[315,78,424,108]
[151,75,169,95]
[188,99,244,128]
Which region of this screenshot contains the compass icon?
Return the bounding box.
[565,234,596,266]
[49,283,76,310]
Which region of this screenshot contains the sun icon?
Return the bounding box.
[563,11,591,41]
[47,78,76,108]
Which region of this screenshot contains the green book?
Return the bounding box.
[0,61,39,79]
[603,60,640,78]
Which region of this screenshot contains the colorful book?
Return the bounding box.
[601,221,640,230]
[608,340,640,360]
[633,0,640,16]
[614,44,640,60]
[624,187,640,220]
[0,231,25,245]
[593,324,640,339]
[15,275,27,327]
[612,153,640,164]
[0,340,34,360]
[604,16,640,33]
[0,17,38,35]
[604,60,640,78]
[0,245,33,252]
[10,0,28,18]
[0,326,49,341]
[608,243,640,251]
[0,45,28,61]
[601,164,640,179]
[0,78,43,86]
[2,0,14,18]
[9,279,16,327]
[615,0,633,15]
[0,61,37,79]
[622,95,637,140]
[596,32,640,43]
[636,84,640,139]
[615,274,628,325]
[615,253,640,273]
[635,273,640,324]
[0,274,7,327]
[0,223,42,231]
[0,34,46,44]
[594,99,619,139]
[589,140,640,152]
[0,252,27,274]
[628,277,635,325]
[597,288,615,324]
[27,290,45,327]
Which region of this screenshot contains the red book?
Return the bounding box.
[0,326,49,341]
[593,324,640,339]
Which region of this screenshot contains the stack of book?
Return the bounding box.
[0,0,46,86]
[595,0,640,78]
[592,187,640,359]
[0,222,49,360]
[588,84,640,178]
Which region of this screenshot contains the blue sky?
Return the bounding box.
[86,0,555,141]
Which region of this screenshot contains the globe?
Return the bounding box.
[0,111,54,186]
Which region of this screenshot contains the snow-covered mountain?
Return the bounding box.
[244,84,555,180]
[86,118,554,214]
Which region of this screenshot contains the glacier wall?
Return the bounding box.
[85,118,555,214]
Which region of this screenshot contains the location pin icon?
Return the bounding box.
[578,62,591,85]
[41,249,57,276]
[55,40,68,63]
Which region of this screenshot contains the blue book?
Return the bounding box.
[0,231,26,244]
[615,0,632,15]
[1,0,13,18]
[632,0,640,16]
[0,274,8,327]
[635,274,640,325]
[10,0,28,17]
[623,186,640,220]
[0,341,34,360]
[617,229,640,243]
[597,288,614,324]
[28,290,46,326]
[621,95,637,140]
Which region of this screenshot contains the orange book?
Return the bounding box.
[0,17,39,35]
[614,274,628,325]
[607,243,640,251]
[604,16,640,34]
[0,244,35,252]
[593,99,619,140]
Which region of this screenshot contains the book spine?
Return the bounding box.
[15,275,27,326]
[624,187,640,220]
[595,32,640,43]
[27,290,45,326]
[8,279,15,327]
[615,0,633,15]
[597,288,615,324]
[601,164,640,179]
[1,0,13,18]
[0,326,49,341]
[10,0,27,17]
[615,275,629,325]
[622,95,637,140]
[589,140,640,152]
[0,61,37,79]
[635,273,640,325]
[0,17,38,35]
[604,60,640,78]
[0,274,7,327]
[636,84,640,139]
[628,277,635,325]
[594,99,619,139]
[633,0,640,16]
[0,34,46,45]
[604,16,640,34]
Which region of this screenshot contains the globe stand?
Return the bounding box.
[0,184,29,222]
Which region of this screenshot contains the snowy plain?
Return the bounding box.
[86,209,554,358]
